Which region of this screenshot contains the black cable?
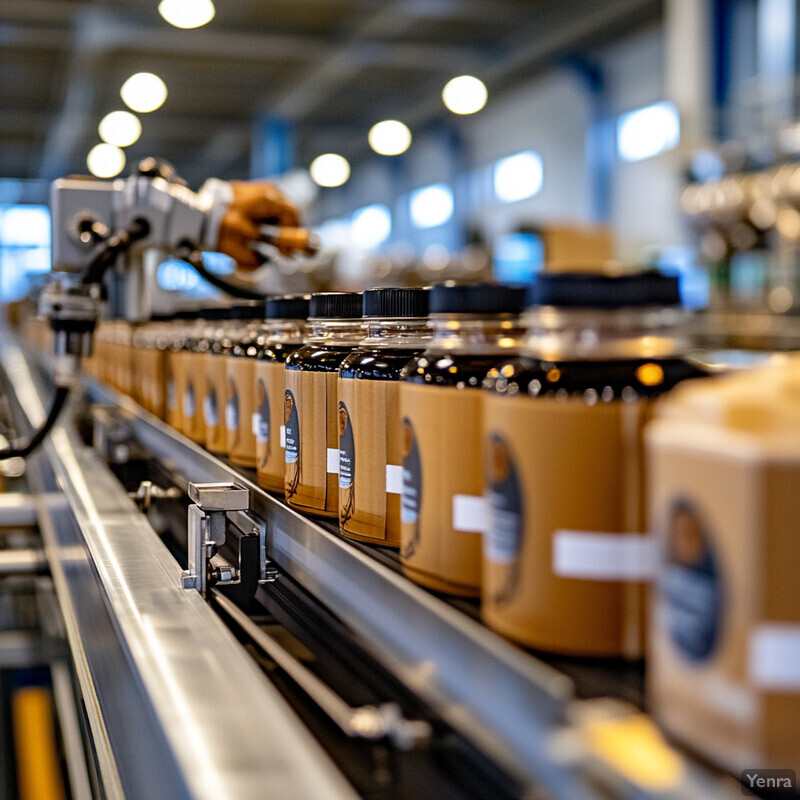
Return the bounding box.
[178,244,267,301]
[0,387,70,460]
[80,219,150,286]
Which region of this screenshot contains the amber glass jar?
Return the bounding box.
[481,272,707,657]
[337,287,430,547]
[226,314,268,468]
[284,292,363,517]
[180,308,227,444]
[203,304,262,455]
[399,283,526,596]
[165,311,198,433]
[254,295,310,492]
[132,314,172,417]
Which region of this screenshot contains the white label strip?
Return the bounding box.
[279,425,286,448]
[552,530,656,581]
[326,448,340,474]
[750,625,800,689]
[452,495,488,534]
[385,464,403,494]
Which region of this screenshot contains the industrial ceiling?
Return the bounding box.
[0,0,661,192]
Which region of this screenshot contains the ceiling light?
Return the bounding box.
[158,0,215,29]
[98,111,141,148]
[87,144,126,179]
[120,73,168,114]
[368,120,411,156]
[309,153,350,188]
[442,75,487,115]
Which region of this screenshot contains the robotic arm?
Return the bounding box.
[1,158,318,460]
[50,157,318,274]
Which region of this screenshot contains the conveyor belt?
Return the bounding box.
[1,338,361,800]
[80,375,751,800]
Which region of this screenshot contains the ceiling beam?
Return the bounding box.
[397,0,536,25]
[0,110,52,134]
[30,0,487,182]
[196,0,497,177]
[0,0,520,26]
[271,1,493,120]
[0,0,78,25]
[333,0,661,168]
[0,13,488,68]
[193,2,418,177]
[37,8,109,181]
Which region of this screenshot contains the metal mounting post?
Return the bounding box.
[182,482,249,596]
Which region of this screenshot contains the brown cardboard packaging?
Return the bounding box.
[538,224,614,272]
[647,366,800,774]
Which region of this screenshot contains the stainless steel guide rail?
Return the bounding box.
[81,375,750,800]
[85,379,584,795]
[0,338,358,800]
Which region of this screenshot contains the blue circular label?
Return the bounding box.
[256,378,270,440]
[400,417,421,525]
[204,382,218,427]
[225,377,239,432]
[660,498,723,662]
[184,380,196,419]
[338,402,355,490]
[486,432,524,606]
[284,389,300,465]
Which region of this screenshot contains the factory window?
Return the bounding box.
[317,218,353,250]
[0,205,51,301]
[493,231,544,285]
[157,252,234,297]
[617,101,680,162]
[351,204,392,250]
[493,151,544,203]
[157,259,201,292]
[409,183,454,229]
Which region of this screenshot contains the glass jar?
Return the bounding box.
[226,314,268,468]
[203,304,261,455]
[284,292,363,517]
[132,314,171,416]
[165,311,197,433]
[254,295,310,492]
[399,283,526,596]
[337,287,430,547]
[481,271,708,657]
[116,320,135,397]
[181,309,224,444]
